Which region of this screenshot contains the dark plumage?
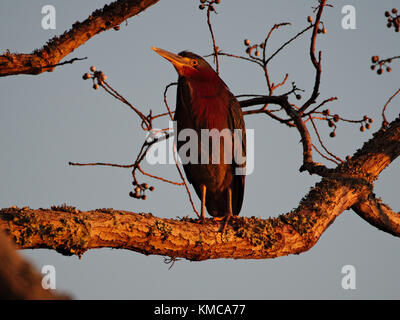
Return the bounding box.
[153,47,246,220]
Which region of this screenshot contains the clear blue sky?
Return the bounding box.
[0,0,399,299]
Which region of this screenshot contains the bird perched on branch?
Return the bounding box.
[152,47,246,227]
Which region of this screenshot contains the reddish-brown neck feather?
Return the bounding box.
[186,69,230,129]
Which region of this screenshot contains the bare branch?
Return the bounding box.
[299,0,328,114]
[352,192,400,237]
[382,88,400,126]
[0,0,160,77]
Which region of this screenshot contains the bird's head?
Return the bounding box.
[152,47,216,81]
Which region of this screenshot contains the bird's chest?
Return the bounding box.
[182,80,229,130]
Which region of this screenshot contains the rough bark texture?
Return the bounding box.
[0,0,160,77]
[1,116,399,261]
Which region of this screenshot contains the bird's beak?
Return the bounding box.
[152,47,191,73]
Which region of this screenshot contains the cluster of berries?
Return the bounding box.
[82,66,107,90]
[199,0,220,11]
[129,181,155,200]
[370,56,392,75]
[359,115,374,132]
[323,109,373,138]
[385,8,399,32]
[243,38,264,57]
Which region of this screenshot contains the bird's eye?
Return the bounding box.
[192,60,199,68]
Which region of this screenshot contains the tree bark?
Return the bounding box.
[0,0,160,77]
[1,116,399,261]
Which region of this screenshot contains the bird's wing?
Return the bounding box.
[174,77,196,187]
[227,93,246,215]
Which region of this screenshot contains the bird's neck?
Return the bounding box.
[188,77,230,129]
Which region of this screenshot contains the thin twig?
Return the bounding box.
[137,164,184,186]
[172,141,200,219]
[206,5,219,74]
[69,162,133,168]
[299,0,328,114]
[309,115,344,163]
[382,88,400,125]
[101,80,151,130]
[208,52,264,67]
[163,82,177,120]
[265,25,313,65]
[41,57,88,70]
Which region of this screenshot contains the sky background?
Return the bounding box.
[0,0,399,299]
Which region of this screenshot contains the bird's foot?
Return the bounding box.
[211,216,224,225]
[196,216,206,224]
[218,213,234,233]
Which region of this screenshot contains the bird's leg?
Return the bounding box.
[219,188,233,233]
[200,184,206,223]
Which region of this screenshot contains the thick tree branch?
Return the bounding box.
[1,116,399,261]
[0,0,160,77]
[352,192,400,237]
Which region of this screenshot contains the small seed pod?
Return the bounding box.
[199,4,205,10]
[392,8,397,14]
[333,114,339,122]
[244,39,250,46]
[372,56,379,63]
[330,131,336,138]
[360,125,365,132]
[255,50,260,57]
[149,186,155,191]
[93,84,99,90]
[141,195,147,200]
[328,120,334,128]
[365,123,371,130]
[377,68,383,75]
[370,65,376,70]
[135,186,141,193]
[82,73,91,80]
[368,118,374,123]
[387,67,392,73]
[90,66,96,72]
[296,94,302,100]
[307,16,313,23]
[363,115,368,121]
[385,11,390,17]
